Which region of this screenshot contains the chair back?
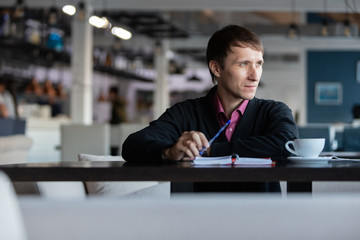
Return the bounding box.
[0,171,27,240]
[297,125,332,151]
[60,123,110,161]
[78,154,170,199]
[342,127,360,151]
[0,135,33,165]
[0,119,26,136]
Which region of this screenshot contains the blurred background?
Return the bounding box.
[0,0,360,160]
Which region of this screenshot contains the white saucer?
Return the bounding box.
[287,156,332,164]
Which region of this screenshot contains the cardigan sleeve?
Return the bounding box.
[122,103,189,162]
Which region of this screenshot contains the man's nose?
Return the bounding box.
[249,65,260,80]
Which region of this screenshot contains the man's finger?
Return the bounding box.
[198,132,210,149]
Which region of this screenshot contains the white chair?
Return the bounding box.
[60,123,110,161]
[32,123,110,199]
[0,171,27,240]
[78,153,170,199]
[0,135,33,165]
[14,180,87,199]
[35,181,87,199]
[0,135,39,198]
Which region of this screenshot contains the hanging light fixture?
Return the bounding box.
[287,0,299,39]
[13,0,25,19]
[89,0,111,30]
[100,0,108,21]
[78,1,85,20]
[343,14,351,37]
[321,0,329,36]
[48,6,58,25]
[321,19,329,36]
[343,1,351,37]
[288,23,299,39]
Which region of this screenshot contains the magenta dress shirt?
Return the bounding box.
[214,92,249,142]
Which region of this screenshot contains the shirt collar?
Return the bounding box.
[214,91,249,119]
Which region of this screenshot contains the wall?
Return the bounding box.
[257,61,302,123]
[307,50,360,123]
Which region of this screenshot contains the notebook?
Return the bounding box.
[193,154,272,165]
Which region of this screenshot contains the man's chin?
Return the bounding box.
[241,94,256,100]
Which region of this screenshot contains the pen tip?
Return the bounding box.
[227,119,231,124]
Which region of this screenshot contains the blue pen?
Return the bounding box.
[199,119,231,155]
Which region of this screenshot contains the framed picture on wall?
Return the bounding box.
[315,82,342,105]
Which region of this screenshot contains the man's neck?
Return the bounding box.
[217,90,244,118]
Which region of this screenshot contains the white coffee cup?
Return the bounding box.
[285,138,325,158]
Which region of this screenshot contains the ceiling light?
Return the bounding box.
[111,27,132,40]
[89,16,111,29]
[62,5,76,16]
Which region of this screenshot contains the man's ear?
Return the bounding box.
[209,60,221,78]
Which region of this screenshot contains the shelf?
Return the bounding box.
[94,66,154,82]
[0,38,70,67]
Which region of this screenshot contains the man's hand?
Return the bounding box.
[161,131,209,161]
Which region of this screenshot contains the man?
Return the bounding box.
[108,86,127,125]
[122,25,298,192]
[108,86,127,155]
[0,77,16,118]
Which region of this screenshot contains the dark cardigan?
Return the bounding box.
[122,86,299,162]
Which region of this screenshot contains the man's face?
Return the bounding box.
[216,46,263,101]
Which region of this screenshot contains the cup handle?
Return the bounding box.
[285,141,298,156]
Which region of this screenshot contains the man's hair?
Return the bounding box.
[206,25,264,83]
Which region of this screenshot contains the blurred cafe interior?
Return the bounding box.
[0,0,359,162]
[1,0,360,238]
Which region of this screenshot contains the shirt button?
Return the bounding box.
[229,128,233,132]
